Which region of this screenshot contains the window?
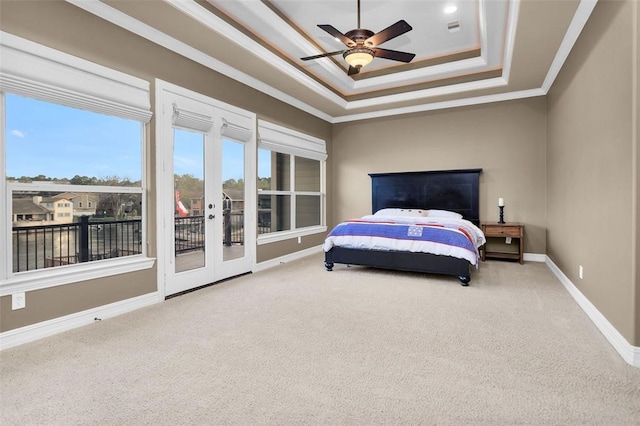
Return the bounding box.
[1,32,152,292]
[6,94,145,274]
[257,120,326,242]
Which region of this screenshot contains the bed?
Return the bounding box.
[323,169,485,286]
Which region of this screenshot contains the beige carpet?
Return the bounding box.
[1,253,639,425]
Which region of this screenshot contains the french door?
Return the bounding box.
[156,81,255,297]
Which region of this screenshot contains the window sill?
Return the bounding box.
[257,226,327,245]
[0,256,156,296]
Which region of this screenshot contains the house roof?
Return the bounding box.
[223,189,244,201]
[12,198,51,215]
[53,192,99,201]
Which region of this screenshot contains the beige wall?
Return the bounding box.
[0,1,331,332]
[332,98,548,255]
[547,0,638,345]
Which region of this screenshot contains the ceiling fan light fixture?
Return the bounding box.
[344,48,374,68]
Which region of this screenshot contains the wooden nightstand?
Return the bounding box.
[480,222,524,264]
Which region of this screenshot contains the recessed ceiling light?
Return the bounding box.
[444,5,458,14]
[448,21,461,32]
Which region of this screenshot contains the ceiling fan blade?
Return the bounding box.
[372,48,416,63]
[364,20,412,47]
[318,24,356,47]
[347,65,361,76]
[300,50,346,61]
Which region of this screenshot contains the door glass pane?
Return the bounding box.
[174,128,205,272]
[222,139,245,261]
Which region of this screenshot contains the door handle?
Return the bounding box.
[208,214,215,219]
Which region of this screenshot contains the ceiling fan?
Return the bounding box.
[300,0,416,76]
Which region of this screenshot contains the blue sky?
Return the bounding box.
[6,94,143,181]
[6,93,259,182]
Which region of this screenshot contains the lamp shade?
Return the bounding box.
[344,48,374,68]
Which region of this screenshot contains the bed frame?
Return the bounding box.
[324,168,482,286]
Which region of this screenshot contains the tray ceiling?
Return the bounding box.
[70,0,597,123]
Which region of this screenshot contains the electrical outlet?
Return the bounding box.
[579,265,584,280]
[12,292,26,310]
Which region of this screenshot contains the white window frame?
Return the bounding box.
[0,32,154,295]
[257,120,327,245]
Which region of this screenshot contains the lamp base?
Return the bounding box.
[498,206,505,224]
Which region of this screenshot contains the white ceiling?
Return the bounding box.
[70,0,598,123]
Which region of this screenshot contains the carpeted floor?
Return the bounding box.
[1,253,639,425]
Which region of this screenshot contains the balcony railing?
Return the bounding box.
[12,216,142,272]
[12,210,256,272]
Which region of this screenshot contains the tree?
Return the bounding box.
[223,178,245,191]
[174,174,204,211]
[257,177,271,190]
[70,175,98,185]
[96,175,140,219]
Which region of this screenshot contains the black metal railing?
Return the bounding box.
[13,210,259,272]
[174,216,205,254]
[174,211,245,254]
[223,210,244,246]
[12,216,142,273]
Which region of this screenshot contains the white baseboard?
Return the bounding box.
[0,292,161,351]
[254,245,323,273]
[524,252,546,262]
[546,257,640,367]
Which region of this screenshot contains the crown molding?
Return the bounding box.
[541,0,599,92]
[333,87,546,123]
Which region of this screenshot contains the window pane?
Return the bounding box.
[258,194,290,234]
[12,190,142,272]
[258,149,290,191]
[296,195,321,228]
[6,93,145,273]
[295,157,321,192]
[5,94,142,185]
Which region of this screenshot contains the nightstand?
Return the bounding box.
[480,222,524,264]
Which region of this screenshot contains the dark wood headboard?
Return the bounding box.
[369,168,482,226]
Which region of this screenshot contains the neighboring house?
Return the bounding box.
[223,189,244,211]
[12,196,74,225]
[54,192,98,217]
[189,192,244,216]
[12,195,86,226]
[39,195,74,224]
[190,197,203,216]
[11,197,53,225]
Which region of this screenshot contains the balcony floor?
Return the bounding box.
[175,244,245,273]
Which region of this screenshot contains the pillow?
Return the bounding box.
[426,209,463,219]
[374,208,428,217]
